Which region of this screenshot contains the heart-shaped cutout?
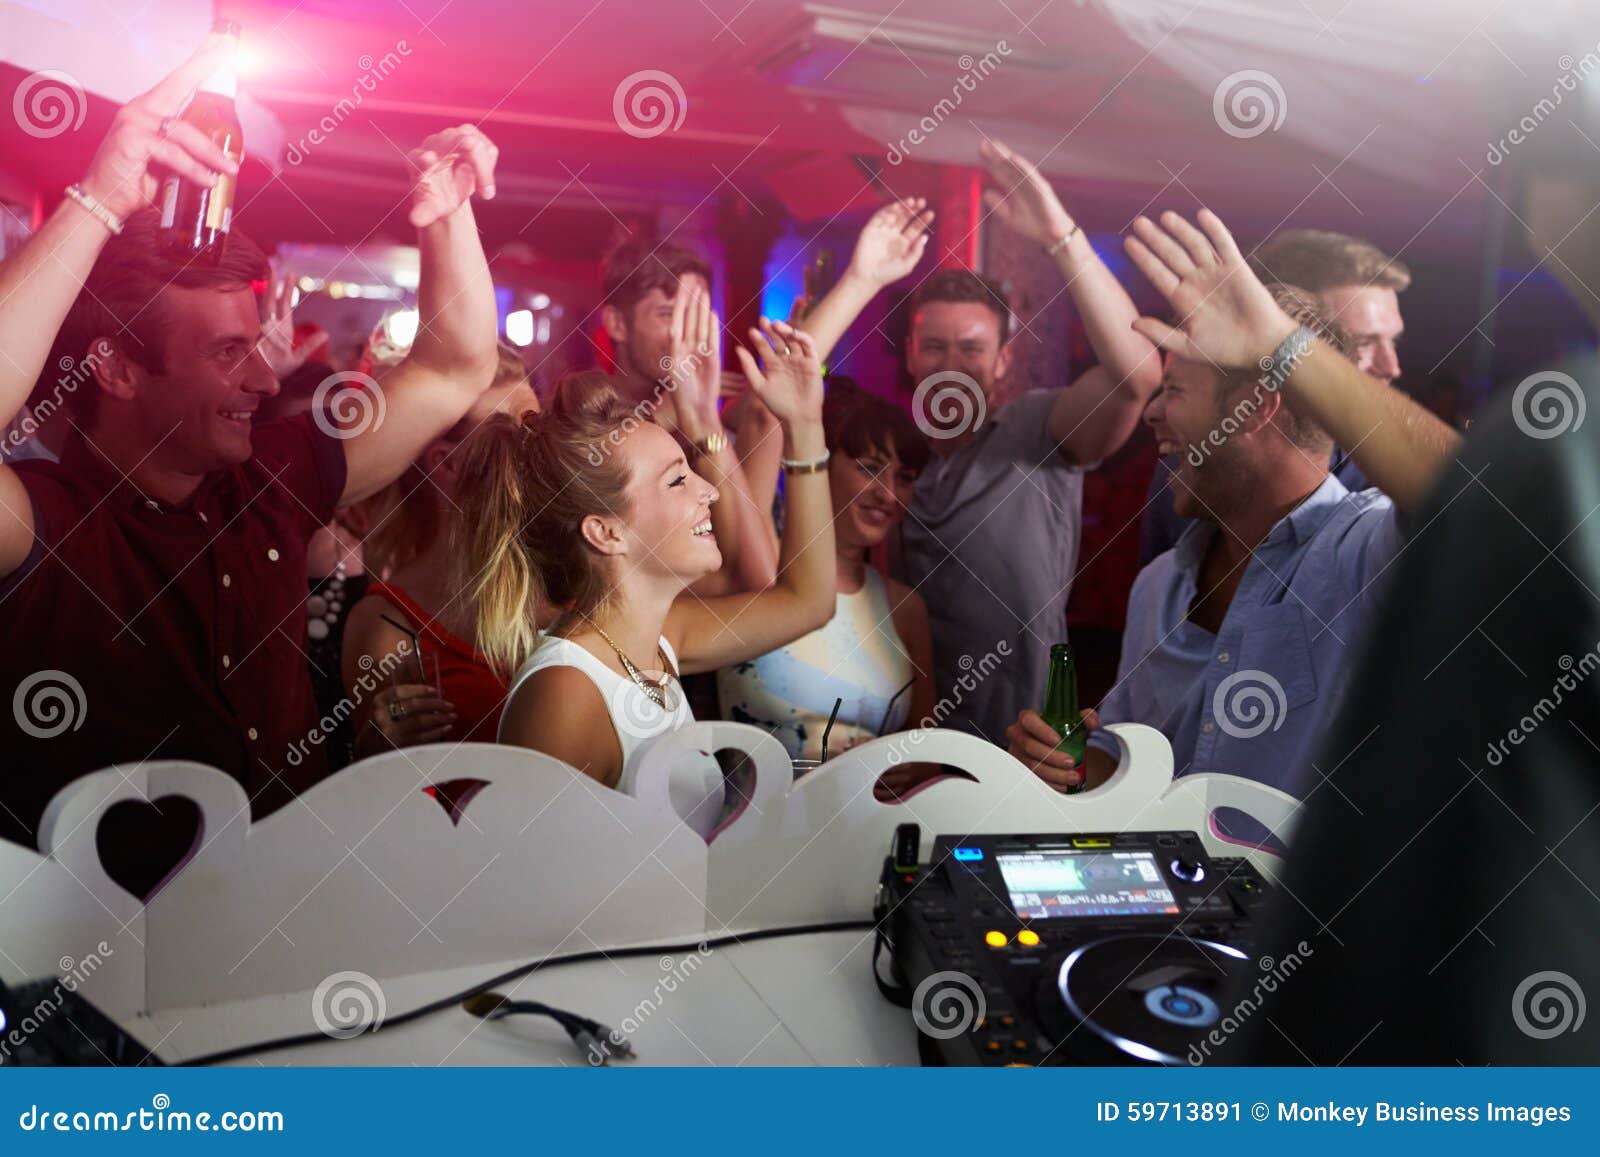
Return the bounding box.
[423,778,490,826]
[95,796,203,902]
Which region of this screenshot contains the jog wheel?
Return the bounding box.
[1034,934,1249,1065]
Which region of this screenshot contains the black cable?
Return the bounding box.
[186,919,875,1066]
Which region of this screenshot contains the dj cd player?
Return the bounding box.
[874,826,1272,1066]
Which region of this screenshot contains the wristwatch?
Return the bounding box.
[693,431,729,457]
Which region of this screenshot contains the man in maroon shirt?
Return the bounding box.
[0,44,502,856]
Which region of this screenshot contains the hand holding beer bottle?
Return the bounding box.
[1006,643,1100,793]
[77,29,241,222]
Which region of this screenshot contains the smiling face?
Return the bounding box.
[1317,284,1403,384]
[1144,353,1249,521]
[591,421,721,589]
[905,300,1012,408]
[830,440,918,551]
[104,285,280,473]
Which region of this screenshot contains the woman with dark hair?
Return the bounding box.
[457,319,835,835]
[718,382,935,768]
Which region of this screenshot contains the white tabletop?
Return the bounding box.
[136,931,917,1067]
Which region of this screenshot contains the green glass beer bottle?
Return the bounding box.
[1040,643,1088,793]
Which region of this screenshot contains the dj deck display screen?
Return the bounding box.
[997,849,1180,920]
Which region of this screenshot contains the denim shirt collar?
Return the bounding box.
[1171,471,1354,577]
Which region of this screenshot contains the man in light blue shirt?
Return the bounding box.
[1006,208,1461,808]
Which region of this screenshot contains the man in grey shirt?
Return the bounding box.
[806,142,1164,741]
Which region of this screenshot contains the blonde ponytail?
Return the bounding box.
[452,372,638,673]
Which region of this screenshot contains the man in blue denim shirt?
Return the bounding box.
[1006,209,1460,807]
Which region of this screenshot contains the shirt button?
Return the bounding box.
[197,511,208,524]
[267,548,280,562]
[222,574,232,588]
[145,499,160,511]
[1202,721,1216,734]
[247,727,258,741]
[221,654,231,669]
[1217,651,1231,663]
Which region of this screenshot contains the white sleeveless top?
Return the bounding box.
[500,635,724,837]
[717,568,913,763]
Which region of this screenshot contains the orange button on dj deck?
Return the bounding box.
[984,930,1009,948]
[1016,929,1040,947]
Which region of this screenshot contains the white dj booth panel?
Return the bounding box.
[0,723,1299,1063]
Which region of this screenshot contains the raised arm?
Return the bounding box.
[797,198,934,362]
[1124,209,1461,513]
[977,141,1163,465]
[664,286,780,594]
[665,321,834,673]
[338,125,501,505]
[0,42,238,577]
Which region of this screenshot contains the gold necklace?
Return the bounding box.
[588,621,678,709]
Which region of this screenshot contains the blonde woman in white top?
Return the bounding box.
[456,315,834,824]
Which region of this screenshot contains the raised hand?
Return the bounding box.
[407,124,498,229]
[661,285,724,441]
[733,319,822,427]
[846,198,934,287]
[978,140,1075,248]
[257,270,329,379]
[79,38,241,220]
[1124,209,1299,371]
